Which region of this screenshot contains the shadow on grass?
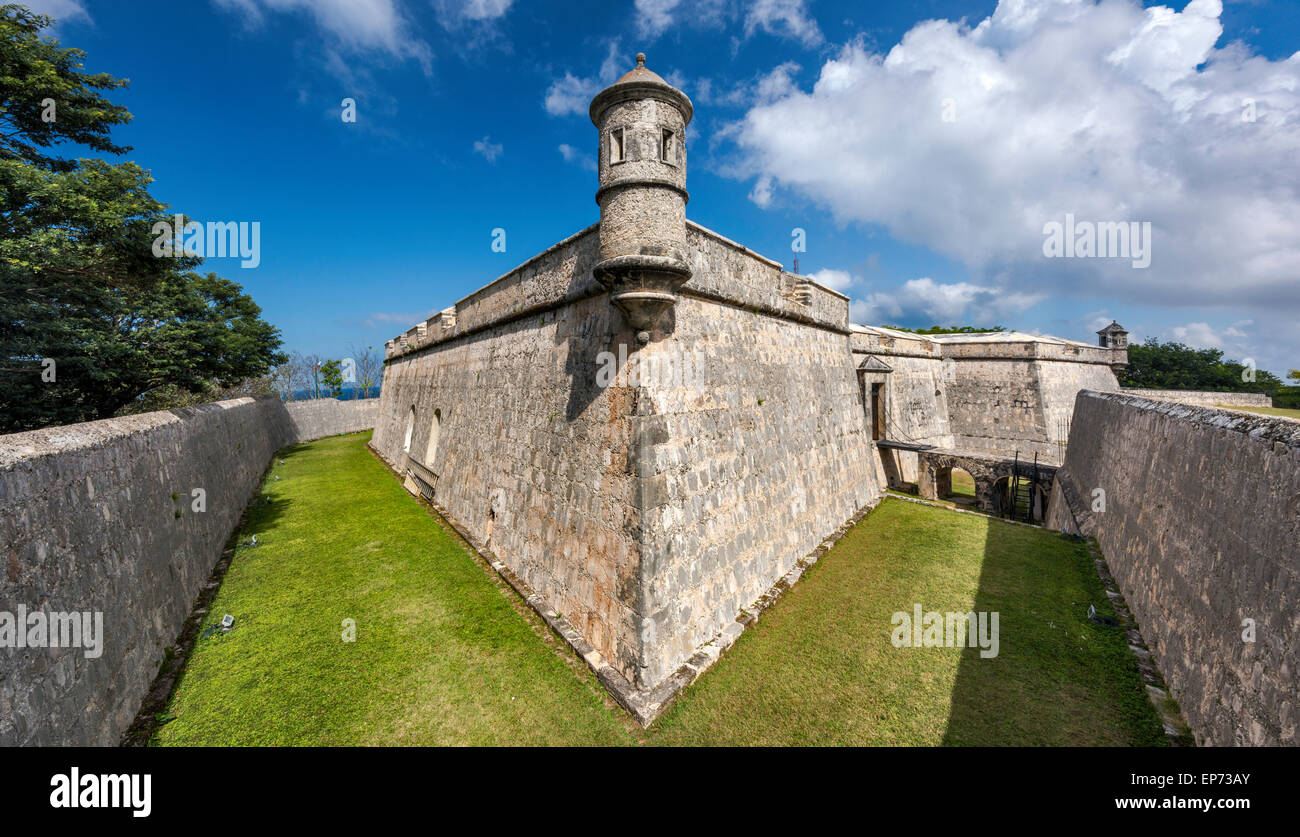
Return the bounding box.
[941,517,1165,746]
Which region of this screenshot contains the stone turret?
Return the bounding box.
[1097,320,1129,374]
[589,53,693,339]
[1096,320,1128,349]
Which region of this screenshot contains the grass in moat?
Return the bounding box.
[948,468,977,499]
[154,432,637,746]
[155,433,1165,747]
[649,497,1165,746]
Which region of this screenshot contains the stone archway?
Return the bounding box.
[915,448,1057,521]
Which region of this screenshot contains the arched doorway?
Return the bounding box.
[424,409,441,467]
[942,467,977,506]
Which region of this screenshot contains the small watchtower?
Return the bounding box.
[1097,320,1128,349]
[589,53,693,340]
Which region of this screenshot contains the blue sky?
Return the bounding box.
[28,0,1300,375]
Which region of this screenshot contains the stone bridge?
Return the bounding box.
[878,442,1058,521]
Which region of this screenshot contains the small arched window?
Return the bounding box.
[661,130,675,164]
[610,127,625,164]
[402,406,415,454]
[424,409,441,467]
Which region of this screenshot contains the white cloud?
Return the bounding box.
[635,0,683,39]
[473,136,503,162]
[635,0,728,39]
[808,268,854,291]
[544,41,623,117]
[744,0,822,47]
[748,174,774,207]
[634,0,818,46]
[21,0,91,24]
[431,0,513,30]
[849,277,1045,326]
[213,0,431,70]
[1169,321,1223,348]
[545,73,601,117]
[559,143,597,171]
[725,0,1300,318]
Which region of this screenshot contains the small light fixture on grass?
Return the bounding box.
[220,614,234,632]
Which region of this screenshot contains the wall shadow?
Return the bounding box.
[939,515,1153,746]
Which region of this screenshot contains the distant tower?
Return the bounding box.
[589,53,693,340]
[1097,320,1128,349]
[1098,320,1129,375]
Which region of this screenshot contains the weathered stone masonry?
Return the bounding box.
[1046,391,1299,746]
[375,56,1133,704]
[0,397,377,746]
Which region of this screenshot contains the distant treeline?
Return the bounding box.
[885,325,1008,334]
[1119,339,1287,395]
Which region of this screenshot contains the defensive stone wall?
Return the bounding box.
[374,221,882,691]
[1119,388,1273,408]
[372,226,650,678]
[850,328,1118,468]
[1046,391,1299,745]
[638,225,880,687]
[0,396,377,746]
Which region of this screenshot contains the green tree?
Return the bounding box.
[0,7,285,433]
[0,5,132,171]
[318,359,343,397]
[1119,339,1282,392]
[885,325,1007,334]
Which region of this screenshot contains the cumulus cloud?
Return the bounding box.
[473,136,503,162]
[849,277,1046,326]
[808,268,854,292]
[725,0,1300,316]
[544,41,624,117]
[213,0,431,69]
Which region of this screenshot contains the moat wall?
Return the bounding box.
[1119,388,1273,408]
[1046,391,1300,745]
[0,396,378,746]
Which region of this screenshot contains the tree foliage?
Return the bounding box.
[1118,338,1282,392]
[0,7,284,433]
[0,5,131,171]
[318,359,343,397]
[885,325,1008,334]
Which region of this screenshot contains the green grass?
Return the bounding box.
[156,433,1165,747]
[946,468,977,499]
[649,498,1165,745]
[1217,404,1300,420]
[155,432,636,746]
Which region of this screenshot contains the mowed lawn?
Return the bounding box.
[155,432,637,746]
[156,432,1164,746]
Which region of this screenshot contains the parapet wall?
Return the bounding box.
[1119,388,1273,408]
[0,396,378,746]
[1046,391,1300,745]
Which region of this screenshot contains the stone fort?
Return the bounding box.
[2,55,1293,746]
[370,56,1130,713]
